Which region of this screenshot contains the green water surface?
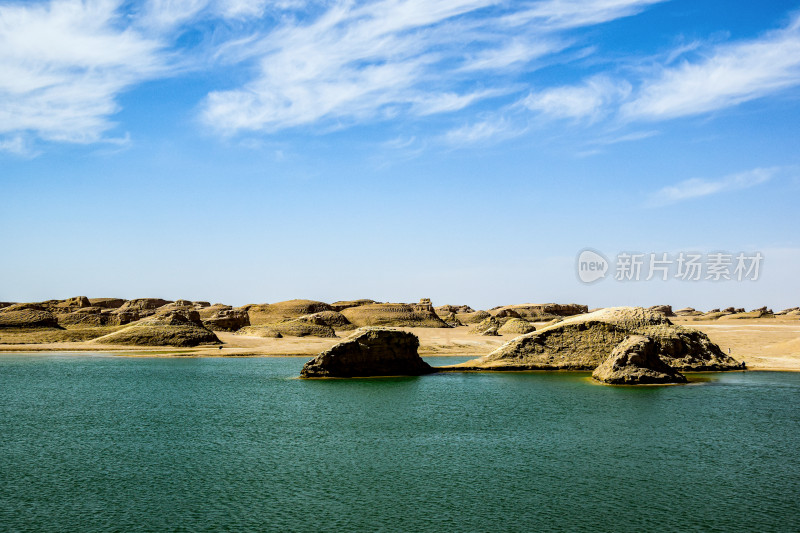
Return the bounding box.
[1,354,799,532]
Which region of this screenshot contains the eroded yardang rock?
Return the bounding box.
[0,304,61,329]
[340,302,449,328]
[469,317,500,336]
[497,318,536,335]
[449,307,739,372]
[592,335,687,385]
[300,328,434,378]
[198,305,251,331]
[90,308,219,347]
[245,300,334,325]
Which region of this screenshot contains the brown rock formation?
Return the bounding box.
[497,318,536,335]
[298,310,354,330]
[648,305,675,317]
[435,304,475,314]
[245,300,334,325]
[238,319,336,338]
[0,304,61,329]
[489,303,588,320]
[592,335,687,385]
[440,312,463,327]
[330,299,379,311]
[90,308,219,347]
[341,302,449,328]
[449,307,739,372]
[300,328,433,378]
[492,308,521,319]
[235,326,283,338]
[674,307,702,316]
[119,298,172,311]
[469,317,500,335]
[456,310,491,324]
[200,306,250,332]
[88,298,126,309]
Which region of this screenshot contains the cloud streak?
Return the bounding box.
[648,167,779,206]
[624,15,800,119]
[0,0,166,144]
[201,0,668,134]
[522,76,631,121]
[3,0,800,152]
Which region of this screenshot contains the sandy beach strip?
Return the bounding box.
[1,320,798,371]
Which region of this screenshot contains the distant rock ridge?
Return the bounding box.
[435,304,475,314]
[340,301,449,328]
[489,303,588,320]
[244,300,334,325]
[300,328,433,378]
[330,299,379,311]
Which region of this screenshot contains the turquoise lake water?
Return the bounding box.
[1,354,799,532]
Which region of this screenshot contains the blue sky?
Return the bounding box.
[1,0,799,310]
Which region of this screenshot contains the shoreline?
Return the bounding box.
[0,350,795,373]
[1,319,798,371]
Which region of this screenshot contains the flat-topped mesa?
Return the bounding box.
[340,302,450,328]
[119,298,173,312]
[330,299,379,311]
[300,328,434,378]
[488,303,588,320]
[447,307,740,372]
[592,335,687,385]
[674,307,702,316]
[244,299,334,325]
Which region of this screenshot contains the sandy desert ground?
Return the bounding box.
[671,317,800,371]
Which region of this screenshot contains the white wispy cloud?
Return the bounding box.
[0,0,166,144]
[201,0,666,135]
[442,117,521,145]
[502,0,665,30]
[8,0,798,152]
[624,15,800,119]
[139,0,274,29]
[648,167,779,206]
[0,135,35,157]
[522,76,631,120]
